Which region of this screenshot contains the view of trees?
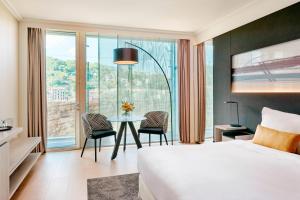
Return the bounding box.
[46,32,77,148]
[46,32,213,148]
[46,57,76,100]
[85,36,177,145]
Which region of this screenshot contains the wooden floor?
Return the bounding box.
[11,146,140,200]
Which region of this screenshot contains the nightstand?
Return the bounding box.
[214,125,254,142]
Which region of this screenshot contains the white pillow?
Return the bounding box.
[261,107,300,154]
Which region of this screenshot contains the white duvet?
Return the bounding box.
[137,140,300,200]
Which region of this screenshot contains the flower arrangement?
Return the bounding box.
[121,101,135,114]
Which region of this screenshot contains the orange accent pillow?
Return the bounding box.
[253,125,300,153]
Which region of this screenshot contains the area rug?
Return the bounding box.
[87,173,141,200]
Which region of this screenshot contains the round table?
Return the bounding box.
[108,115,146,160]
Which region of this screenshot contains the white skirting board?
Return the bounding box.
[139,175,155,200]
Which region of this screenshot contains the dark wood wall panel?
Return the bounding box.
[213,3,300,131]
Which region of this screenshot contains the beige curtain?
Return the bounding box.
[178,39,191,143]
[27,27,47,153]
[196,43,206,143]
[178,40,206,144]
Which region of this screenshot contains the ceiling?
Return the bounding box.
[8,0,257,33]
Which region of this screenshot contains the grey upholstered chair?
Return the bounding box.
[138,111,169,146]
[81,113,116,162]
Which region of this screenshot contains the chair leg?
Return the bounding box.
[114,134,117,143]
[138,133,140,139]
[94,139,97,162]
[99,138,102,152]
[164,134,169,145]
[81,138,88,157]
[149,134,151,146]
[123,124,127,152]
[160,134,162,146]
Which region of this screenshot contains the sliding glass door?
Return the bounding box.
[86,36,118,146]
[45,31,79,149]
[205,40,214,138]
[86,34,178,146]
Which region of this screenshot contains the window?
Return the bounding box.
[205,40,213,138]
[86,35,178,146]
[46,31,78,149]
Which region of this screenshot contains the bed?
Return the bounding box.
[138,107,300,200]
[138,140,300,200]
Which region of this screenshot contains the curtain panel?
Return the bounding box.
[27,27,47,153]
[178,40,206,143]
[178,39,191,143]
[196,43,206,143]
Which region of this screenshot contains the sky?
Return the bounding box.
[46,34,76,60]
[45,33,214,69]
[46,33,119,66]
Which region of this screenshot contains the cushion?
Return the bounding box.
[138,128,164,134]
[91,130,116,139]
[253,125,300,153]
[261,107,300,154]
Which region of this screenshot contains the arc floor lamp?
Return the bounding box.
[113,42,174,145]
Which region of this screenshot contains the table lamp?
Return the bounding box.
[224,101,241,127]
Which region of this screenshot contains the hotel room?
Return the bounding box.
[0,0,300,199]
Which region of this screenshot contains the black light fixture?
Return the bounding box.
[113,42,174,145]
[224,101,241,127]
[113,48,138,65]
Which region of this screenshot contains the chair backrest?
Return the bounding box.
[81,113,113,138]
[140,111,169,133]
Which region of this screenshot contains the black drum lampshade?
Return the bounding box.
[113,48,138,65]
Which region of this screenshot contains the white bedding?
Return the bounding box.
[138,141,300,200]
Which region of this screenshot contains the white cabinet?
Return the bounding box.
[0,142,9,200]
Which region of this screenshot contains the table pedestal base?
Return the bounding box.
[111,122,142,160]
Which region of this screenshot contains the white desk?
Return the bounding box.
[0,128,23,145]
[0,128,41,200]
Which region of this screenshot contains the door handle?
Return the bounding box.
[73,103,80,111]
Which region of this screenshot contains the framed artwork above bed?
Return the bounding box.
[231,38,300,93]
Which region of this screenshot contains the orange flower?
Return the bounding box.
[121,101,135,112]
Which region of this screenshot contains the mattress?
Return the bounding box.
[137,140,300,200]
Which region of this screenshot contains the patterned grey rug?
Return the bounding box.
[87,173,141,200]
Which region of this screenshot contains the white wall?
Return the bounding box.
[0,1,18,126]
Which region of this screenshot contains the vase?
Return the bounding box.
[123,111,130,116]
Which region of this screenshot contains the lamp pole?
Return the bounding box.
[125,42,174,145]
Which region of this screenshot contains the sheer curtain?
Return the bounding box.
[27,27,47,153]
